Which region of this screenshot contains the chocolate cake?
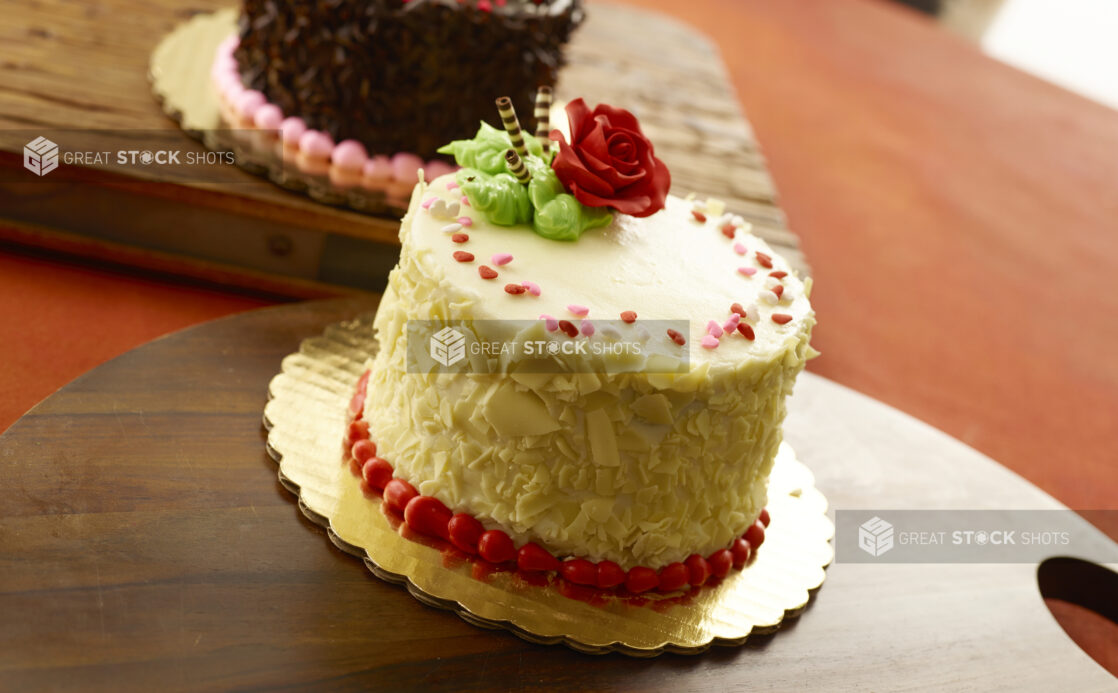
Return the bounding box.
[232,0,583,160]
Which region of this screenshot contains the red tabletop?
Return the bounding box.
[1,0,1116,674]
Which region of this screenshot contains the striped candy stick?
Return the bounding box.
[504,149,532,184]
[534,86,553,156]
[495,96,530,161]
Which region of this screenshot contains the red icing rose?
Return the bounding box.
[550,98,671,218]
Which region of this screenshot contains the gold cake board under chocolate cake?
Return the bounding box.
[263,309,834,656]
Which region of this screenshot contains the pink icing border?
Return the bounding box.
[211,35,458,196]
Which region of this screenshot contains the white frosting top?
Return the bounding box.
[410,173,813,368]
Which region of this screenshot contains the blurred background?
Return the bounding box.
[907,0,1118,109]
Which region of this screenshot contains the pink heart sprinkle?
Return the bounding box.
[491,253,513,266]
[701,335,720,349]
[540,314,559,332]
[567,304,589,317]
[738,267,758,277]
[461,197,471,206]
[580,319,595,336]
[457,216,473,227]
[733,243,747,255]
[522,281,541,296]
[421,196,437,210]
[447,181,460,191]
[723,314,741,333]
[706,320,724,338]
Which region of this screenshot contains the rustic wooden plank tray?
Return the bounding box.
[0,1,806,296]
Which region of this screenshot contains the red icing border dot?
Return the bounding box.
[657,562,689,592]
[448,513,485,555]
[478,529,516,563]
[517,542,559,572]
[404,495,452,540]
[596,561,627,589]
[383,478,418,514]
[560,558,598,586]
[745,520,767,549]
[626,566,659,594]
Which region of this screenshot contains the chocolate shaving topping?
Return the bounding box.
[233,0,584,160]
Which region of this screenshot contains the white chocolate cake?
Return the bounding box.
[363,169,816,570]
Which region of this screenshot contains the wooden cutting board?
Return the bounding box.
[0,1,805,296]
[0,299,1114,691]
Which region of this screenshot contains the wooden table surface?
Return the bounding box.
[2,0,1117,684]
[1,298,1115,691]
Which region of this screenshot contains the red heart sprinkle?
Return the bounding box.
[667,328,686,346]
[685,554,711,587]
[708,549,733,579]
[383,479,418,514]
[453,251,474,262]
[451,233,469,243]
[730,302,746,317]
[478,265,498,279]
[558,320,578,338]
[769,271,788,279]
[560,559,598,586]
[477,529,516,563]
[620,310,637,323]
[596,560,627,589]
[625,566,659,594]
[773,284,784,299]
[737,323,755,340]
[517,542,559,572]
[721,223,736,238]
[504,283,526,295]
[771,313,793,325]
[657,562,690,592]
[691,210,707,223]
[755,251,773,268]
[361,457,393,491]
[404,495,452,540]
[448,514,485,555]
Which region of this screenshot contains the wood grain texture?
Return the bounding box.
[1,299,1114,691]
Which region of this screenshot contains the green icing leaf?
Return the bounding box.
[438,121,545,175]
[456,168,532,226]
[439,124,610,240]
[526,160,613,241]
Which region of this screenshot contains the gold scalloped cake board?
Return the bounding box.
[263,311,833,656]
